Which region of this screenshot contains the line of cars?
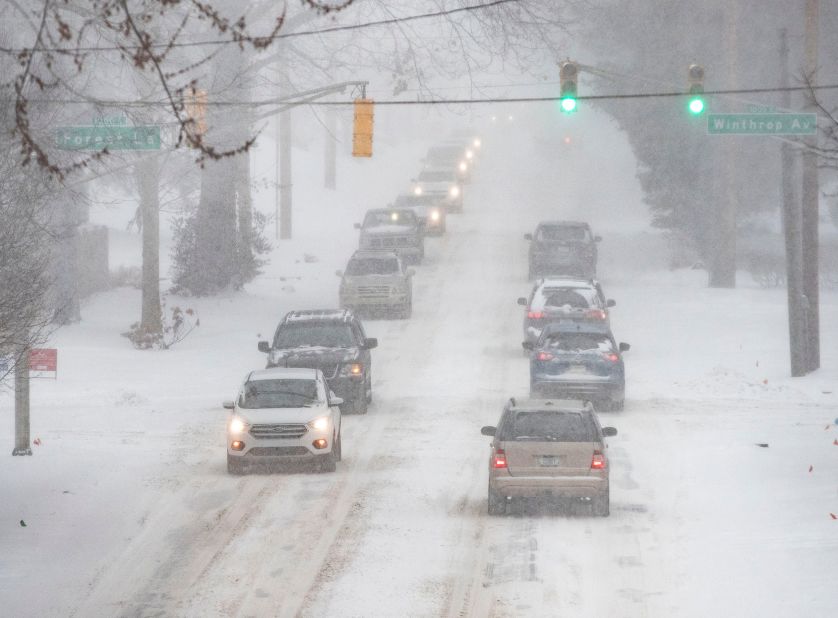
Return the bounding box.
[480,220,628,516]
[223,133,483,475]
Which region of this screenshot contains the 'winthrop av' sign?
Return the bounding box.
[707,113,817,135]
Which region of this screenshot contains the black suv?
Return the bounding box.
[258,309,377,414]
[525,221,601,280]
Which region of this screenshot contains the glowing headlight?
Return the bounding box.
[449,186,460,197]
[473,138,482,148]
[465,149,474,160]
[308,416,330,431]
[390,212,399,222]
[229,416,247,434]
[430,209,441,221]
[458,161,467,172]
[340,362,364,377]
[413,186,423,196]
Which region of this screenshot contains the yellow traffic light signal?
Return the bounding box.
[352,98,374,157]
[184,87,207,142]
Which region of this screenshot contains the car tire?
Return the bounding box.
[354,395,368,415]
[400,302,412,320]
[488,488,506,516]
[227,454,245,475]
[319,452,337,473]
[334,431,342,462]
[593,489,610,517]
[613,399,625,411]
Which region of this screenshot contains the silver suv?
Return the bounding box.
[337,250,414,319]
[224,368,343,474]
[481,398,617,516]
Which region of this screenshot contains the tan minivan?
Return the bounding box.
[481,398,617,516]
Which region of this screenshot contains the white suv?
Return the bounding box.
[224,368,343,474]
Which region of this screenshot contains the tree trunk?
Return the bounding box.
[235,151,254,285]
[137,155,162,333]
[12,346,32,456]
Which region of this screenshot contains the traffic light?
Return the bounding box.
[184,87,207,142]
[352,98,374,157]
[687,64,705,115]
[559,61,579,113]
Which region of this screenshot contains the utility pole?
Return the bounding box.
[779,28,808,377]
[801,0,820,371]
[137,155,162,335]
[711,0,739,288]
[325,99,337,190]
[12,347,32,456]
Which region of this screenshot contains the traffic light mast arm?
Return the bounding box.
[250,80,370,123]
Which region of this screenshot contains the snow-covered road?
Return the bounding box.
[2,122,837,617]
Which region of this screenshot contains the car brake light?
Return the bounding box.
[492,449,507,469]
[591,451,606,469]
[536,351,554,361]
[586,309,606,320]
[602,353,619,362]
[527,311,544,319]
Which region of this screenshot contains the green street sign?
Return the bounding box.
[707,113,817,135]
[55,125,161,150]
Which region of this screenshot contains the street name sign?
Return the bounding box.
[55,125,161,150]
[707,113,817,135]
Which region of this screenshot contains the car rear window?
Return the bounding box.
[541,288,593,309]
[239,379,319,409]
[541,332,613,353]
[346,258,399,276]
[537,226,589,242]
[506,411,597,442]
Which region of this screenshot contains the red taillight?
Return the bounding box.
[591,451,606,469]
[587,309,606,320]
[492,449,507,469]
[602,353,619,362]
[527,311,544,319]
[536,351,554,361]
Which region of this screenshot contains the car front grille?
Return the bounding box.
[356,285,391,298]
[250,423,308,439]
[247,446,310,457]
[368,236,410,248]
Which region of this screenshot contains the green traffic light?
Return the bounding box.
[688,98,705,114]
[561,97,577,113]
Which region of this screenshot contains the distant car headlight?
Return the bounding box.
[430,209,441,222]
[465,149,474,159]
[449,186,460,197]
[459,161,467,172]
[473,138,481,148]
[229,416,248,434]
[307,416,331,431]
[413,186,423,195]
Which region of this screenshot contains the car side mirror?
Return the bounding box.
[606,299,616,308]
[480,426,496,436]
[406,268,416,277]
[522,341,534,351]
[364,338,378,350]
[619,342,631,352]
[223,400,235,410]
[258,341,271,353]
[602,426,617,437]
[524,233,533,241]
[335,270,343,277]
[517,297,527,306]
[331,396,344,407]
[594,235,602,242]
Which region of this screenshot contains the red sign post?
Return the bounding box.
[29,348,58,378]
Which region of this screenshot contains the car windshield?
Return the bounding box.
[537,226,589,242]
[418,170,455,182]
[541,332,613,353]
[507,411,597,442]
[363,210,417,227]
[239,379,320,409]
[345,257,400,276]
[274,323,355,348]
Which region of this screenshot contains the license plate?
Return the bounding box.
[568,364,587,373]
[539,456,560,466]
